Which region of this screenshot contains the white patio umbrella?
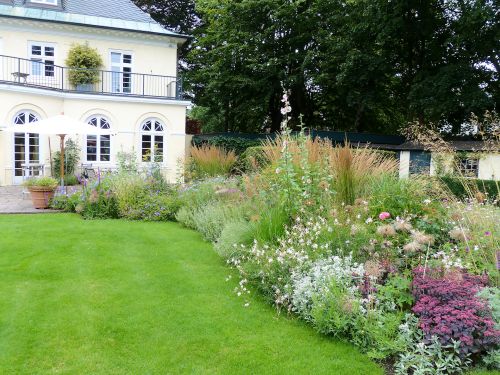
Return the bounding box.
[0,114,113,188]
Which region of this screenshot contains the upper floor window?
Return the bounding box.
[29,42,55,77]
[111,51,133,94]
[458,157,479,178]
[141,119,164,163]
[30,0,58,5]
[86,116,111,162]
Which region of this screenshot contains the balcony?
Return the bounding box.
[0,54,183,100]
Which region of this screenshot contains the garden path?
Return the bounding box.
[0,186,79,214]
[0,186,43,213]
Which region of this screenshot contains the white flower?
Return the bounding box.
[365,218,373,224]
[280,106,292,115]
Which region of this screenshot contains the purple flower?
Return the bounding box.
[485,231,492,237]
[497,251,500,271]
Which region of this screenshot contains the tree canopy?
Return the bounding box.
[136,0,499,134]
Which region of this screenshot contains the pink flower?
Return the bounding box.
[379,212,391,220]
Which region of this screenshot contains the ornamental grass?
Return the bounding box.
[188,144,237,178]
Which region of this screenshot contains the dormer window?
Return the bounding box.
[30,0,58,6]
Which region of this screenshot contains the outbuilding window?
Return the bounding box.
[458,157,479,178]
[409,151,431,175]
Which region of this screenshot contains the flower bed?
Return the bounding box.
[51,124,499,373]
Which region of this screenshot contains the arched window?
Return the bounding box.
[141,118,164,162]
[13,111,40,179]
[86,115,111,162]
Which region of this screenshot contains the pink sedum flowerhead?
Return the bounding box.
[378,212,391,220]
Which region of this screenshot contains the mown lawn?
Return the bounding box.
[0,214,383,374]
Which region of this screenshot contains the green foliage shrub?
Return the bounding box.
[63,175,80,186]
[440,176,500,201]
[215,221,255,259]
[23,176,58,189]
[368,175,430,217]
[477,287,500,328]
[309,278,405,360]
[50,193,81,212]
[176,178,243,230]
[105,172,181,221]
[191,202,246,242]
[65,43,103,86]
[252,205,290,245]
[52,139,80,179]
[79,190,119,220]
[123,193,181,222]
[175,206,197,229]
[395,315,470,374]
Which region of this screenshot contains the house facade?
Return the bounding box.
[0,0,190,185]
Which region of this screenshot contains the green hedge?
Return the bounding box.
[192,136,263,155]
[440,176,500,201]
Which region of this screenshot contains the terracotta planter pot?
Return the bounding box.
[28,187,56,209]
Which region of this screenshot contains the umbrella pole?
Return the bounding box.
[59,134,65,194]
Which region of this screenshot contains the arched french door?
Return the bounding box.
[12,111,41,184]
[140,118,165,163]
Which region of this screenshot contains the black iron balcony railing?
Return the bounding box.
[0,54,183,100]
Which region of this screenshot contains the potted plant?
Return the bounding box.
[65,43,103,92]
[24,177,59,209]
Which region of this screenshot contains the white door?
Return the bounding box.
[0,37,3,78]
[12,111,41,184]
[110,51,132,93]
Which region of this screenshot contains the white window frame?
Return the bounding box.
[28,41,56,79]
[458,157,479,178]
[85,115,112,163]
[140,118,165,163]
[12,110,43,184]
[0,37,3,74]
[109,49,134,94]
[30,0,58,5]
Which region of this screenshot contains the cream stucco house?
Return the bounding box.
[0,0,190,185]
